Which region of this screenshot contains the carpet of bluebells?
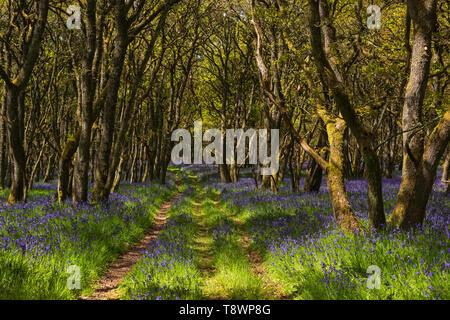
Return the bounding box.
[122,166,266,300]
[220,175,449,300]
[0,180,176,299]
[1,165,448,300]
[121,180,202,300]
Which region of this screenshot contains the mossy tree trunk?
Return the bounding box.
[0,0,49,204]
[391,0,450,228]
[0,86,7,190]
[441,148,449,184]
[92,1,129,203]
[325,118,360,233]
[308,0,385,229]
[58,129,80,202]
[72,0,97,204]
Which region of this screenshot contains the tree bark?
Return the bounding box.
[93,1,129,203]
[441,148,449,184]
[304,126,327,192]
[390,0,448,228]
[308,0,385,229]
[6,87,27,203]
[0,0,50,203]
[0,86,7,189]
[72,0,97,203]
[58,129,80,202]
[325,118,360,232]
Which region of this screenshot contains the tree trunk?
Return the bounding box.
[93,2,129,203]
[384,129,396,179]
[308,0,385,229]
[58,129,80,202]
[72,0,97,204]
[5,87,26,203]
[111,153,125,193]
[219,163,232,183]
[27,144,45,193]
[441,148,450,184]
[159,151,171,185]
[230,164,239,183]
[391,0,447,228]
[1,0,49,203]
[304,127,327,192]
[141,156,149,183]
[352,149,363,178]
[325,119,360,232]
[129,141,138,183]
[393,110,450,226]
[42,154,54,183]
[0,88,7,189]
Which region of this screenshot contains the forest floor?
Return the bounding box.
[0,166,448,300]
[82,191,183,300]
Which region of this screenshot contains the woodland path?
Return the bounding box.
[82,173,282,300]
[81,190,183,300]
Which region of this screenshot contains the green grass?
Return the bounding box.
[199,187,268,300]
[0,187,55,203]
